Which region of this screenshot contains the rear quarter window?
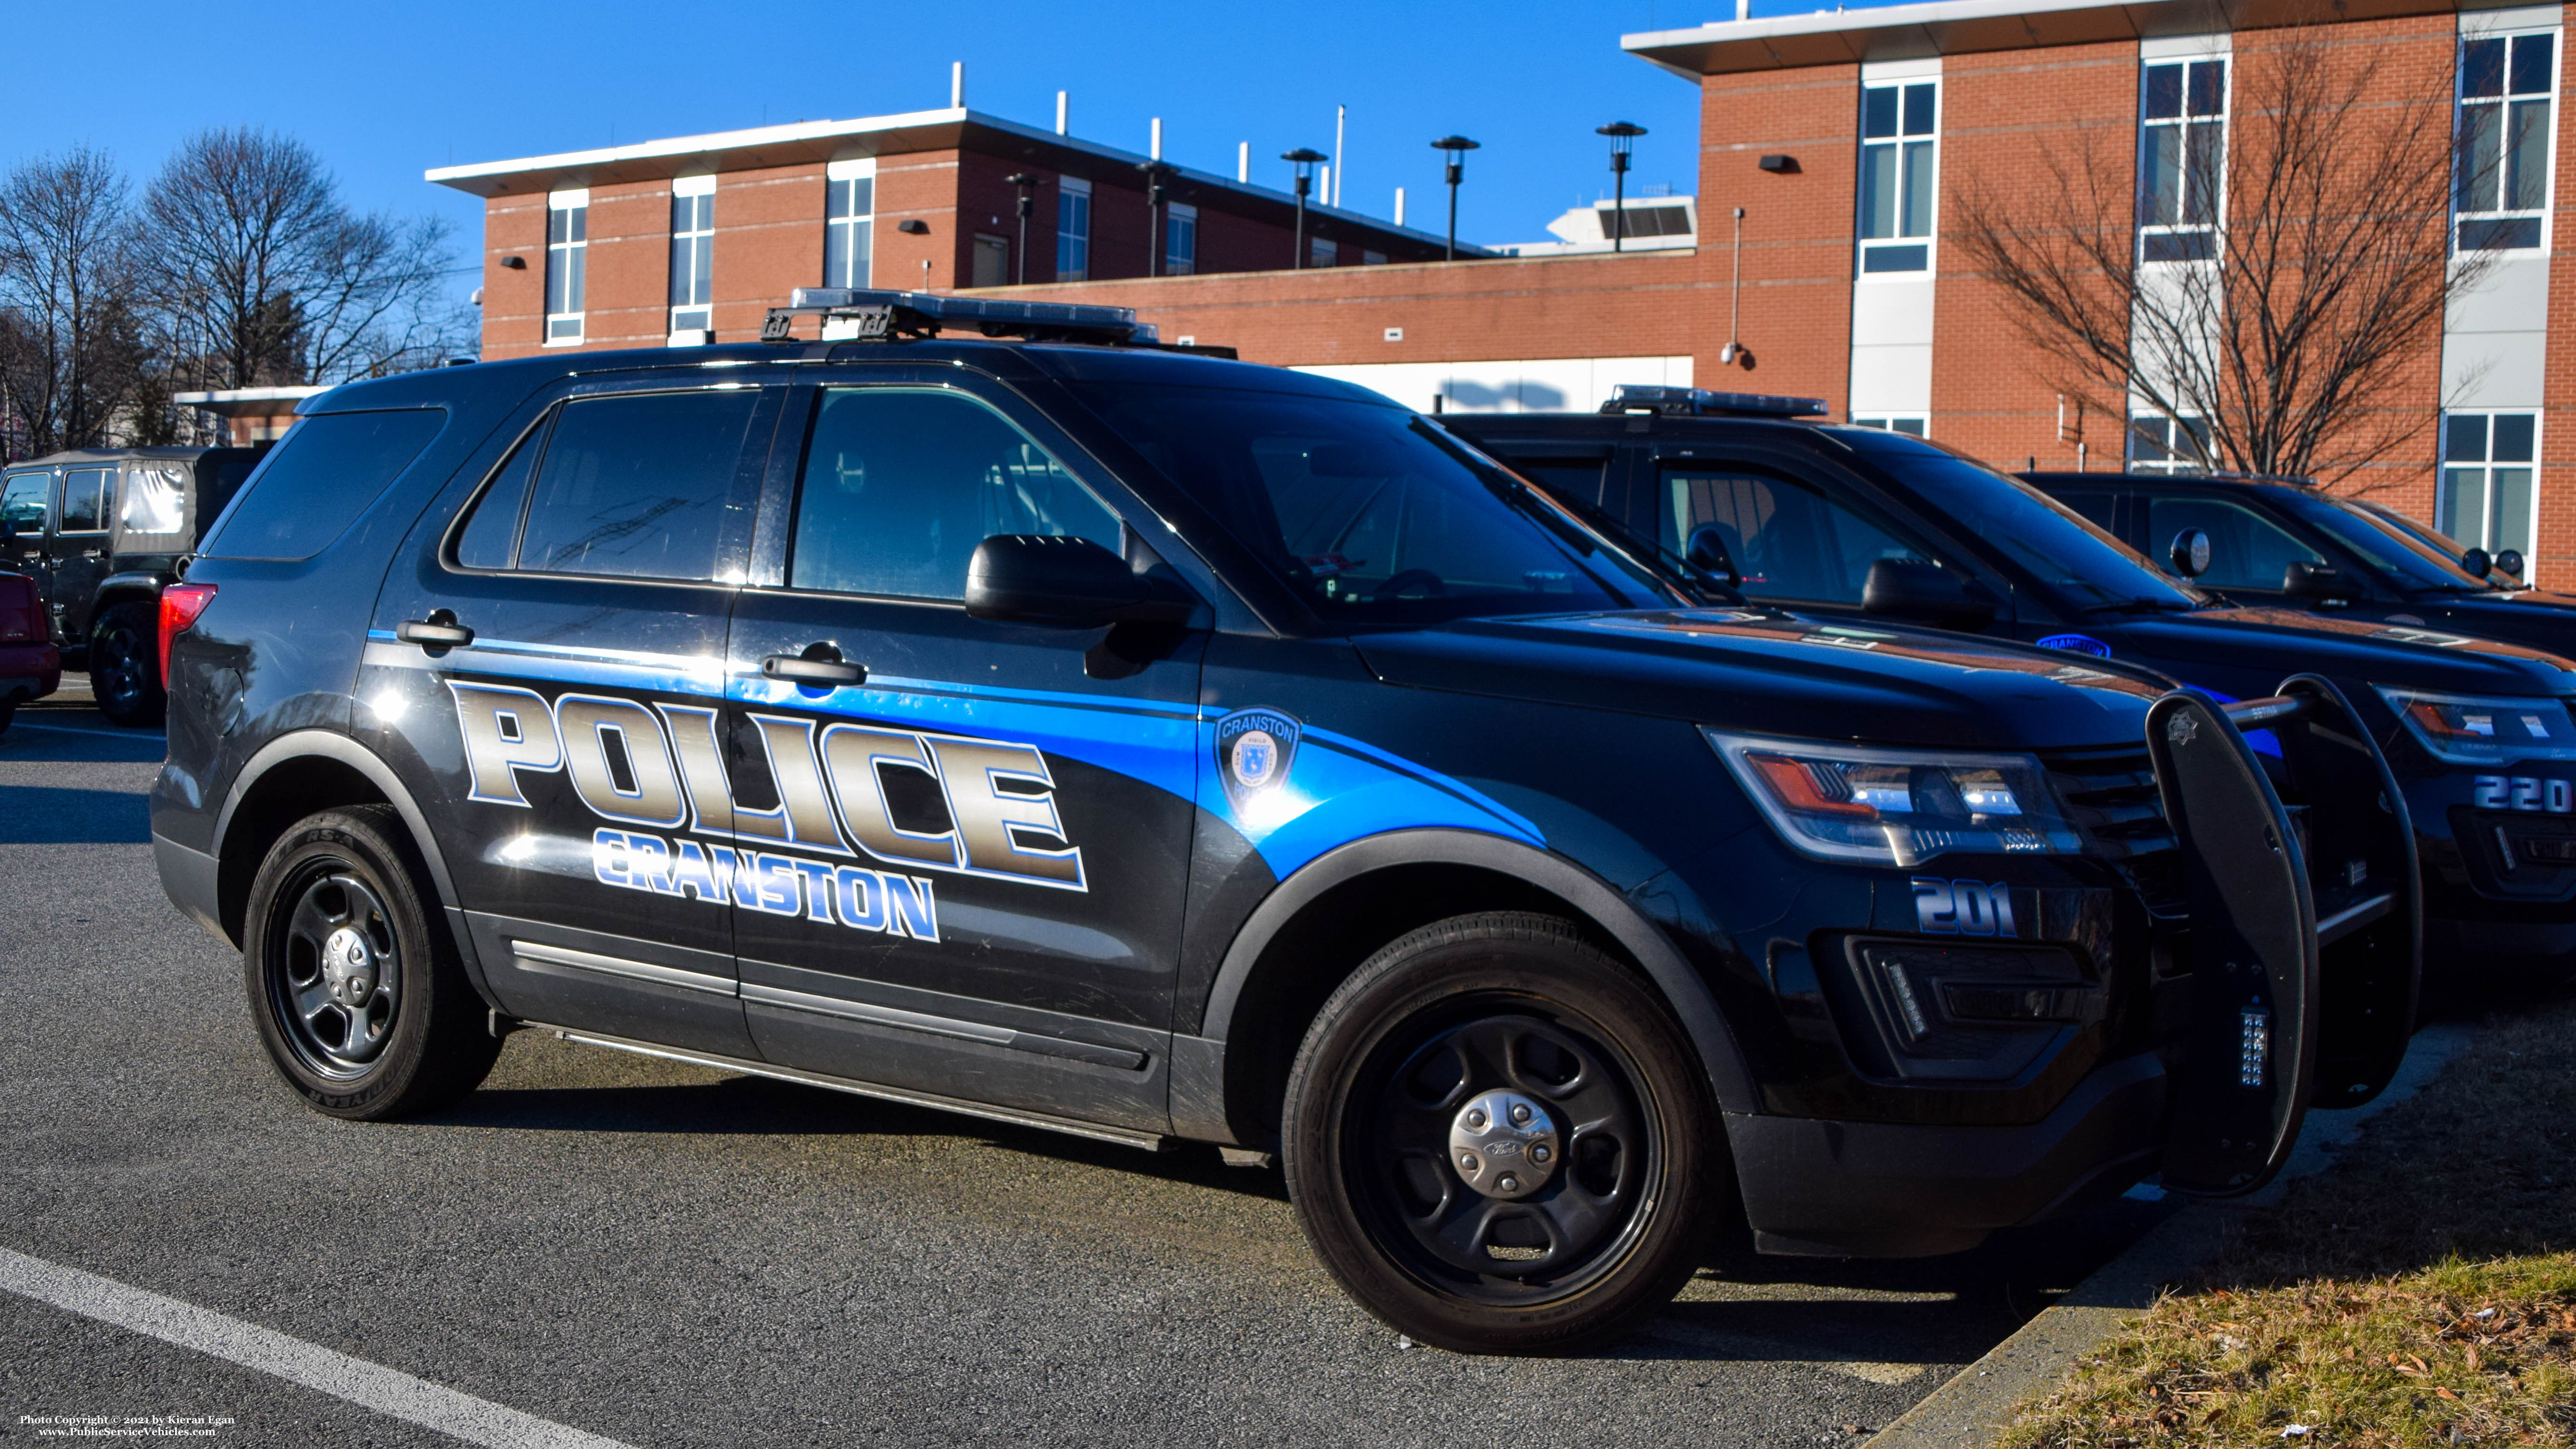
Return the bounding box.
[201,411,447,561]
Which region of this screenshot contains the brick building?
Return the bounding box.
[440,0,2576,580]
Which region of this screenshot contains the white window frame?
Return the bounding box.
[1857,78,1940,276]
[1164,201,1197,276]
[2454,19,2559,255]
[669,174,716,337]
[2137,51,2231,265]
[824,158,875,290]
[1850,415,1928,436]
[2438,408,2542,571]
[2126,413,2212,473]
[544,188,588,346]
[1056,176,1092,282]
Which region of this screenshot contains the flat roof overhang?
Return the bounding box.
[1622,0,2538,76]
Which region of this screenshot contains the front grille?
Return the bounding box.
[2042,744,2185,916]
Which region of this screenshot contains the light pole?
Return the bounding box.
[1597,122,1646,252]
[1006,172,1038,286]
[1137,160,1174,277]
[1282,148,1326,268]
[1429,136,1479,261]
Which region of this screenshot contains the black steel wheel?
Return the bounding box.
[89,601,165,728]
[243,806,499,1119]
[1283,912,1721,1353]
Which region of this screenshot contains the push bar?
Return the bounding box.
[2221,695,2311,729]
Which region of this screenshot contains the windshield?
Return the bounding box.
[1065,382,1680,625]
[1834,431,2205,612]
[2287,493,2502,592]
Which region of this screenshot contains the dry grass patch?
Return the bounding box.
[2001,998,2576,1448]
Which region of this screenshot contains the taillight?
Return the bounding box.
[0,574,35,643]
[159,583,218,686]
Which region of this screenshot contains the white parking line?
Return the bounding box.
[0,1247,636,1449]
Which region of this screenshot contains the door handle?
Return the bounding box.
[763,646,866,687]
[396,612,475,648]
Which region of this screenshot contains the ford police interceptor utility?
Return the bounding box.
[1449,389,2576,984]
[151,294,2414,1354]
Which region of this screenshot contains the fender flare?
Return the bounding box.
[1194,828,1758,1115]
[92,571,175,612]
[213,729,464,922]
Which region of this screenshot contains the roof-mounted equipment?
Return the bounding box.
[1600,384,1827,418]
[761,288,1161,347]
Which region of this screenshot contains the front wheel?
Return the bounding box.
[1283,912,1722,1354]
[89,601,165,727]
[242,806,500,1119]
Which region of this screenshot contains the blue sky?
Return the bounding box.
[0,0,1890,288]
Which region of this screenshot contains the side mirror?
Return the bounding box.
[2461,546,2493,579]
[2282,559,2360,601]
[1684,523,1741,588]
[2495,548,2526,580]
[1861,557,2000,631]
[964,534,1195,629]
[2168,527,2212,579]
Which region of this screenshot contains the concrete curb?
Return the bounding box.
[1862,1023,2480,1449]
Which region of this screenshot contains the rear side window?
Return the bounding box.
[203,411,447,561]
[512,390,761,581]
[2050,488,2121,535]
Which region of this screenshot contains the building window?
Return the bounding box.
[2440,411,2538,562]
[1056,177,1091,281]
[1859,81,1937,274]
[971,233,1010,288]
[1165,203,1197,276]
[544,188,587,345]
[2140,59,2227,262]
[824,158,874,289]
[2128,414,2211,472]
[1311,237,1339,268]
[2456,30,2555,251]
[1363,249,1387,266]
[669,175,715,335]
[1850,415,1928,436]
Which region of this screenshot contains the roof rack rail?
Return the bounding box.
[761,288,1161,347]
[1600,384,1827,418]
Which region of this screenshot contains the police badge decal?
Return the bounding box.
[1215,708,1302,811]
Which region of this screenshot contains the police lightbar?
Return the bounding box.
[1600,384,1828,419]
[762,288,1158,346]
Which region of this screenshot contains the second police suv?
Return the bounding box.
[152,295,2414,1354]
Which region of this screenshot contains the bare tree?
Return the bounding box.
[140,127,463,392]
[1952,26,2487,485]
[0,148,153,459]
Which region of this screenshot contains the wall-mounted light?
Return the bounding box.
[1757,154,1798,173]
[897,218,930,235]
[498,255,528,270]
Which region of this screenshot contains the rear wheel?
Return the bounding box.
[243,806,499,1119]
[1283,912,1721,1354]
[89,601,164,727]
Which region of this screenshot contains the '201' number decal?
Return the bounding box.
[2474,775,2574,813]
[1912,878,2018,937]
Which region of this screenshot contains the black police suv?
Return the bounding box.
[2025,467,2576,662]
[1447,388,2576,978]
[0,445,270,725]
[151,294,2409,1355]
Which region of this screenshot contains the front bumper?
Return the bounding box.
[1727,1051,2166,1256]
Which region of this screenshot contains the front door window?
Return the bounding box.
[1660,463,1928,606]
[2142,494,2322,593]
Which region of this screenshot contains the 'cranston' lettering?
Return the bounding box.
[591,828,939,940]
[449,681,1084,893]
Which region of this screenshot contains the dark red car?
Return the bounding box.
[0,565,60,734]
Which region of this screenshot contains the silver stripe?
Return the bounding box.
[740,981,1015,1045]
[508,940,736,997]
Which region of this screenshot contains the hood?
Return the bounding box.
[1353,609,2168,751]
[2114,606,2576,695]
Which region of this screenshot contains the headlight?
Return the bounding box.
[1703,729,2083,867]
[2371,687,2576,765]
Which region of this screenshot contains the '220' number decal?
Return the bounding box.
[1912,878,2018,938]
[2474,775,2574,813]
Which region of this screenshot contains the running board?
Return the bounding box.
[2315,890,2396,949]
[529,1024,1177,1153]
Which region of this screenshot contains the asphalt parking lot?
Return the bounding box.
[0,680,2182,1449]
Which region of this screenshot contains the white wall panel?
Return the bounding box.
[1294,356,1695,414]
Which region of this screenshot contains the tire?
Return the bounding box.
[1282,911,1722,1354]
[89,601,165,728]
[0,700,13,737]
[242,805,500,1119]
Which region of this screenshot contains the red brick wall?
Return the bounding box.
[2547,20,2576,584]
[1933,42,2139,468]
[480,195,546,361]
[1696,64,1861,413]
[716,164,826,341]
[999,250,1700,368]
